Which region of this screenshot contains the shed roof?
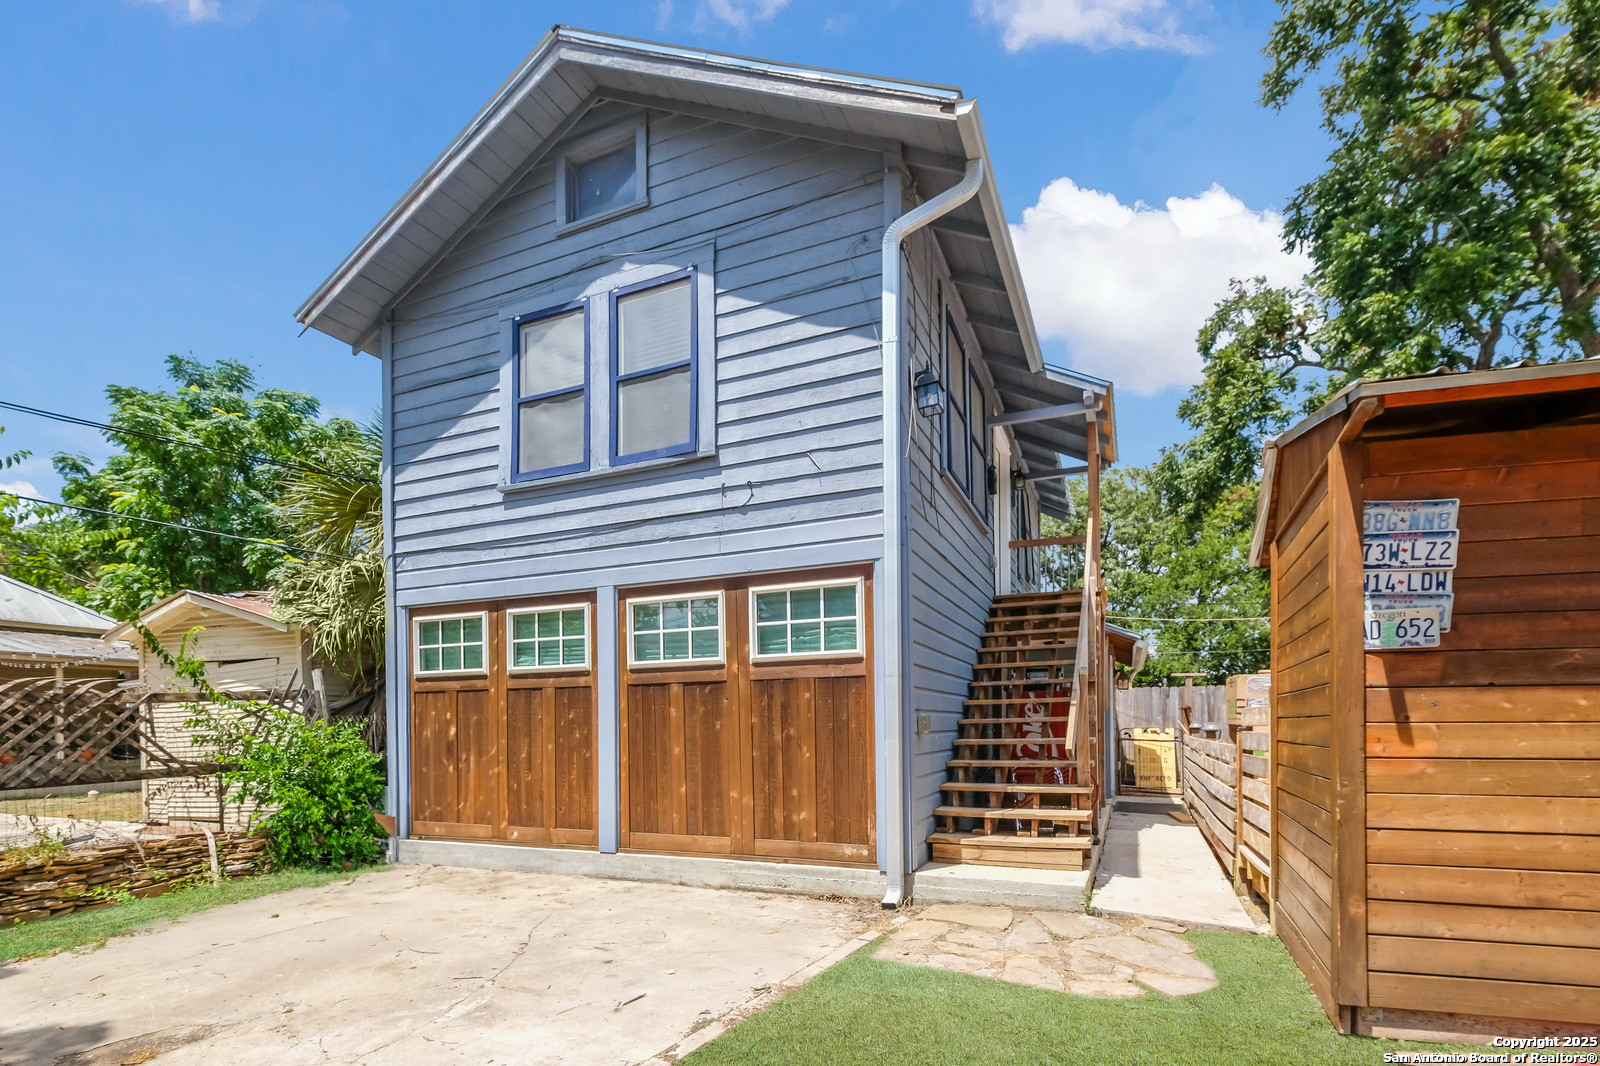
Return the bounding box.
[0,575,119,635]
[0,628,138,668]
[295,26,1113,510]
[1250,358,1600,566]
[103,590,289,643]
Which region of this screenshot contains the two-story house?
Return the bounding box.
[297,28,1126,907]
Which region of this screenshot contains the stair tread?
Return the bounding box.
[959,716,1074,725]
[927,831,1093,848]
[949,758,1078,767]
[984,626,1081,636]
[974,659,1078,670]
[993,591,1083,602]
[965,697,1074,705]
[942,783,1090,794]
[934,805,1093,819]
[970,679,1074,687]
[955,737,1071,746]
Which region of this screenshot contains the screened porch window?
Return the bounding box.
[613,273,696,464]
[628,592,723,665]
[513,303,588,480]
[751,580,862,659]
[414,613,487,675]
[507,604,589,670]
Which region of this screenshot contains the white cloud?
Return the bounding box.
[1009,179,1310,394]
[694,0,790,32]
[974,0,1207,53]
[126,0,222,22]
[0,480,41,502]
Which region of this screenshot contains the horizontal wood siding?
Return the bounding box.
[901,222,998,859]
[1361,423,1600,1026]
[388,103,888,606]
[1269,482,1338,1015]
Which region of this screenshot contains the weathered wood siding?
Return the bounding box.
[900,221,1000,857]
[1270,466,1339,1017]
[387,101,889,607]
[1361,422,1600,1026]
[139,614,302,827]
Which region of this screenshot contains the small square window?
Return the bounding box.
[508,604,589,671]
[557,119,647,229]
[414,613,488,676]
[628,592,723,666]
[750,580,863,659]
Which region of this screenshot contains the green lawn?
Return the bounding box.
[0,866,384,964]
[684,930,1481,1066]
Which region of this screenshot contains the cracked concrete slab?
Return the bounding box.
[0,865,874,1066]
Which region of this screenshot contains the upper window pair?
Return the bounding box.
[512,271,698,481]
[944,316,990,519]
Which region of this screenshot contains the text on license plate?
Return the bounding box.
[1362,531,1459,570]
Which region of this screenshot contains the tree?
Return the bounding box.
[269,421,385,692]
[1264,0,1600,371]
[1,356,362,619]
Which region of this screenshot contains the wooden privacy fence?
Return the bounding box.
[0,677,208,790]
[1115,685,1226,731]
[1179,698,1273,900]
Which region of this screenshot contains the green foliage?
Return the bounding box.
[1,356,362,619]
[0,832,68,867]
[1263,0,1600,368]
[269,421,385,688]
[150,626,387,869]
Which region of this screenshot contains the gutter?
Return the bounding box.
[878,153,986,909]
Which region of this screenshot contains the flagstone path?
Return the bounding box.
[875,903,1220,998]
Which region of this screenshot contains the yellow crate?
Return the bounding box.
[1131,728,1177,791]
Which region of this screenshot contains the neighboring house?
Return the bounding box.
[296,29,1120,903]
[0,574,136,684]
[105,589,354,826]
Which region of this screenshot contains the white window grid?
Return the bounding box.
[413,611,489,676]
[748,578,864,660]
[626,590,725,667]
[506,603,591,672]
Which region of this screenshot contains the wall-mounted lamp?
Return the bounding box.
[913,366,945,418]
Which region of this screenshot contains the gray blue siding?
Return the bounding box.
[386,102,889,606]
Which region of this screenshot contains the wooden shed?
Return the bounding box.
[1250,360,1600,1040]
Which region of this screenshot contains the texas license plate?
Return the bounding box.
[1362,530,1458,569]
[1362,568,1454,596]
[1363,499,1460,534]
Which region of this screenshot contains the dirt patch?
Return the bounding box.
[53,1025,221,1066]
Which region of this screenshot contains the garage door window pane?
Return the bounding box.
[416,613,487,676]
[629,593,722,665]
[509,606,588,671]
[748,582,861,659]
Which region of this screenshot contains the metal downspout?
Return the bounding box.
[878,156,986,908]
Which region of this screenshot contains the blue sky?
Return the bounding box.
[0,0,1328,498]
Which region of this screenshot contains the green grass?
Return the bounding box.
[0,791,144,822]
[684,930,1482,1066]
[0,866,384,964]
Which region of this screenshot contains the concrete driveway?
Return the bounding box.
[0,865,876,1066]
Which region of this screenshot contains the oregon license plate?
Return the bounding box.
[1365,593,1454,631]
[1364,606,1444,650]
[1362,568,1454,595]
[1362,530,1459,569]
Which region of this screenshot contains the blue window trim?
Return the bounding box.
[968,361,991,522]
[609,267,699,467]
[511,299,591,482]
[943,311,970,495]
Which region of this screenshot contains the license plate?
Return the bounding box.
[1363,530,1459,569]
[1362,569,1454,596]
[1364,605,1444,650]
[1364,499,1460,534]
[1366,593,1454,631]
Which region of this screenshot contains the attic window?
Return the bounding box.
[557,118,647,230]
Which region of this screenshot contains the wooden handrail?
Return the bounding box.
[1008,535,1085,549]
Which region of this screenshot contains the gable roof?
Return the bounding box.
[296,26,1114,514]
[1250,357,1600,566]
[103,589,290,643]
[0,575,119,635]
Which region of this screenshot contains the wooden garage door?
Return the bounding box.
[410,595,598,846]
[620,568,875,865]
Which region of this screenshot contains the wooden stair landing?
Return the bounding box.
[926,588,1094,872]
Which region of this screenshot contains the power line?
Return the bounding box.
[1109,614,1269,623]
[0,399,379,486]
[2,491,346,560]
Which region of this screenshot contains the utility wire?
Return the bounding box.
[1109,614,1269,623]
[0,399,379,486]
[2,491,346,560]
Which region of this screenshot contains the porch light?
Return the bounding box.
[913,366,945,417]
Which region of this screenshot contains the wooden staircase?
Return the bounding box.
[926,589,1097,871]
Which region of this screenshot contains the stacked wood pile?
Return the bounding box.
[0,831,269,923]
